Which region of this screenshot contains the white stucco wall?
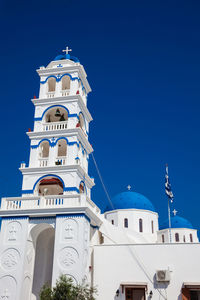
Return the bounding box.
[93,243,200,300]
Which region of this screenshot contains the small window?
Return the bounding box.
[151,220,154,233]
[48,77,56,92]
[183,235,186,243]
[175,233,179,242]
[124,218,128,228]
[111,220,114,225]
[162,234,165,243]
[190,233,193,243]
[62,75,70,90]
[139,218,143,232]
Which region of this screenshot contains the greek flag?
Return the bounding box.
[165,165,174,203]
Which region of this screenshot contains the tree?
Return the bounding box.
[40,275,97,300]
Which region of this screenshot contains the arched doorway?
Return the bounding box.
[31,224,55,300]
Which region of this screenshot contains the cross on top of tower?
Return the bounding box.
[172,209,178,216]
[127,185,131,191]
[62,46,72,55]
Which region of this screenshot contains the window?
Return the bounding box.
[39,141,50,158]
[175,233,179,242]
[190,234,193,243]
[139,219,143,232]
[162,234,165,243]
[111,220,114,225]
[62,75,70,90]
[151,220,154,233]
[57,139,67,157]
[79,182,85,193]
[183,235,186,243]
[124,218,128,228]
[48,77,56,92]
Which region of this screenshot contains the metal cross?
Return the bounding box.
[172,209,177,216]
[1,289,10,299]
[62,46,72,55]
[127,185,131,191]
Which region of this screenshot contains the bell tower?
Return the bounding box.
[0,48,101,300]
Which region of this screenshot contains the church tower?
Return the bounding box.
[0,48,101,300]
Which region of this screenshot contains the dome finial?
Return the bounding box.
[127,185,131,191]
[172,208,178,216]
[62,46,72,55]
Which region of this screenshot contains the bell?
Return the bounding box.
[59,114,65,121]
[55,109,61,117]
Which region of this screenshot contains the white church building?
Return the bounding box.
[0,48,200,300]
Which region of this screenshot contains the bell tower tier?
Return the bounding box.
[0,48,102,300]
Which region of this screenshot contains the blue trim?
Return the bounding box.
[40,73,78,84]
[31,138,78,149]
[34,105,72,122]
[90,224,99,229]
[56,213,90,223]
[64,187,79,193]
[2,216,29,220]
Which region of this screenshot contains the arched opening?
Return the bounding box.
[48,77,56,92]
[79,182,85,193]
[31,224,55,300]
[183,235,186,243]
[162,234,165,243]
[76,113,85,129]
[175,233,179,242]
[62,75,70,90]
[39,141,50,158]
[57,139,67,157]
[111,220,114,225]
[45,106,68,124]
[124,218,128,228]
[190,233,193,243]
[36,176,64,196]
[139,218,143,232]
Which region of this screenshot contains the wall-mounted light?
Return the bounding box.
[149,290,153,298]
[116,289,119,297]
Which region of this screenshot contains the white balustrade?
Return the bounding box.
[39,158,48,167]
[1,194,100,214]
[43,121,68,131]
[46,91,55,98]
[61,89,70,96]
[55,157,67,166]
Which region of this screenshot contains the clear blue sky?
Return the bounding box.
[0,0,200,229]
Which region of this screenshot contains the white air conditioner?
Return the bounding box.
[156,270,170,282]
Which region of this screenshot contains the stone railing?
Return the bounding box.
[0,194,100,214]
[55,157,67,166]
[43,121,68,131]
[61,89,70,96]
[39,158,48,167]
[46,91,55,98]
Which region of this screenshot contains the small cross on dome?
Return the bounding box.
[172,209,178,216]
[62,46,72,55]
[127,185,131,191]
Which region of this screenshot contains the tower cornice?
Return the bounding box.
[27,128,93,154]
[31,94,93,122]
[37,64,91,93]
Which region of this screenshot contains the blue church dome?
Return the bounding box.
[105,191,156,212]
[54,53,80,63]
[160,215,193,230]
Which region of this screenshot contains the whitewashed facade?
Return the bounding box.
[0,50,199,300]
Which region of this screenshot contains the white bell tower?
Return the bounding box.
[0,48,101,300]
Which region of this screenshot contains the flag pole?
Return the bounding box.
[168,197,172,243]
[166,164,172,243]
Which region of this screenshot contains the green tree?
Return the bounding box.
[39,275,97,300]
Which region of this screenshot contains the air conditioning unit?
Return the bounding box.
[156,270,170,282]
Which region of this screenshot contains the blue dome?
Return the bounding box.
[54,54,80,63]
[105,191,156,212]
[160,215,193,230]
